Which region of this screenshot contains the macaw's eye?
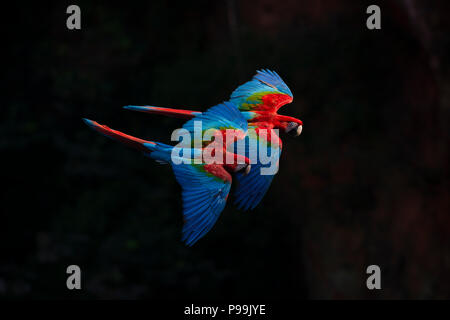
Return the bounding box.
[286,122,302,136]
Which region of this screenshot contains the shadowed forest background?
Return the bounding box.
[1,0,449,299]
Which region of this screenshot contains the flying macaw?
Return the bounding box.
[123,69,303,210]
[83,102,251,246]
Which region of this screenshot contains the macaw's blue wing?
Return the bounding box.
[229,69,293,112]
[182,101,248,146]
[171,162,232,246]
[253,69,292,96]
[233,128,282,210]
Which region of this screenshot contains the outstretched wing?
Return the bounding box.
[182,101,248,147]
[182,101,247,136]
[233,128,282,210]
[172,162,232,246]
[230,69,293,113]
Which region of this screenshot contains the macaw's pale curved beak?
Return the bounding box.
[235,163,251,175]
[245,164,251,175]
[287,124,303,137]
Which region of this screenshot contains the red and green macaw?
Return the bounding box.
[84,102,251,246]
[124,69,303,210]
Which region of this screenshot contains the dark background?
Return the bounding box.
[1,0,449,299]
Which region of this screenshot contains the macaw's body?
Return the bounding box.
[84,102,251,246]
[124,69,303,210]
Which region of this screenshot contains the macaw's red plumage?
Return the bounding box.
[82,119,155,152]
[84,102,251,246]
[124,69,303,210]
[124,106,201,119]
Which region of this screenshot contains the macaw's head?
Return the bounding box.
[275,115,303,137]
